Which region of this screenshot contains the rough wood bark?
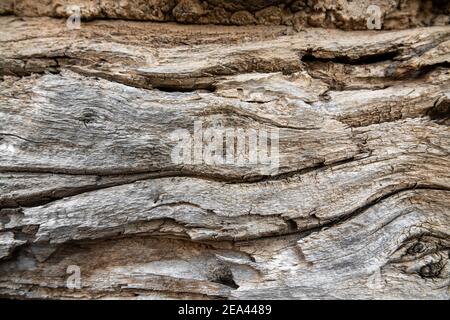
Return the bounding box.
[0,1,449,300]
[2,0,450,29]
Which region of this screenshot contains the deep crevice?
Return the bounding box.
[153,83,217,93]
[233,185,450,245]
[0,154,362,210]
[405,62,450,79]
[301,50,400,65]
[317,184,450,233]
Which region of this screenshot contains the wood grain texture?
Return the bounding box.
[0,14,449,299]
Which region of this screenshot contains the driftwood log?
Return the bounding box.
[0,0,449,299]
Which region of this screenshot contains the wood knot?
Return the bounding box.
[206,259,239,289]
[419,261,444,278]
[77,109,98,127]
[407,242,425,255]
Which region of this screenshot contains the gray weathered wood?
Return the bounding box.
[0,12,449,299]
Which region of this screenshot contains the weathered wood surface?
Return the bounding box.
[0,10,449,299]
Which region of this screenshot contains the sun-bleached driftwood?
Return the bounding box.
[0,9,449,300]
